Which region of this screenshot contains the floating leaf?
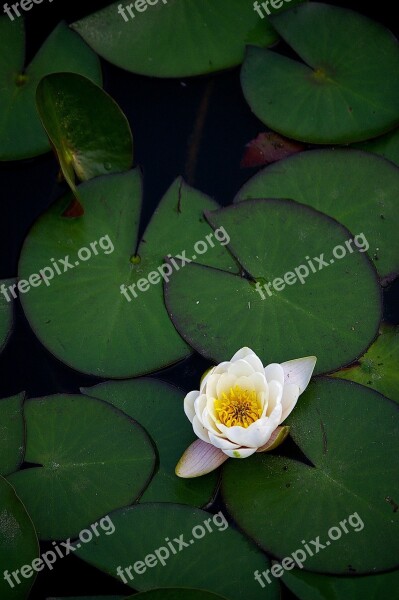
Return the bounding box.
[0,19,101,161]
[0,278,15,353]
[76,503,279,600]
[241,3,399,143]
[128,591,228,600]
[8,394,155,540]
[282,567,399,600]
[82,379,218,506]
[331,324,399,403]
[166,199,381,375]
[353,128,399,167]
[19,171,236,378]
[36,73,133,202]
[0,393,25,477]
[236,149,399,280]
[0,476,39,600]
[241,132,305,168]
[222,378,399,574]
[71,0,279,78]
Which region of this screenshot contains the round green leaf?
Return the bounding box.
[19,171,236,378]
[281,568,399,600]
[222,378,399,574]
[129,591,228,600]
[0,19,101,161]
[331,324,399,403]
[236,149,399,280]
[0,278,14,352]
[71,0,278,78]
[353,128,399,167]
[166,199,381,374]
[8,394,155,540]
[36,73,133,198]
[76,503,279,600]
[82,379,218,506]
[0,392,25,477]
[0,476,39,600]
[241,2,399,144]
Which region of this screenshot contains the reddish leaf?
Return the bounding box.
[62,198,84,218]
[241,132,305,168]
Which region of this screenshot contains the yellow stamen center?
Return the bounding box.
[214,386,262,428]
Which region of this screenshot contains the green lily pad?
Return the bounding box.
[235,149,399,280]
[47,598,123,600]
[19,171,236,378]
[166,199,381,375]
[0,19,101,161]
[241,2,399,144]
[71,0,279,78]
[8,394,155,540]
[76,503,279,600]
[0,392,25,477]
[129,591,228,600]
[36,73,133,199]
[222,378,399,574]
[82,379,218,506]
[282,568,399,600]
[331,324,399,403]
[353,128,399,167]
[0,476,39,600]
[0,279,15,352]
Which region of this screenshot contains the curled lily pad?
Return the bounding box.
[331,324,399,403]
[36,73,133,200]
[165,199,381,374]
[241,2,399,143]
[8,393,155,540]
[82,379,218,506]
[0,19,101,161]
[71,0,279,78]
[236,149,399,280]
[0,392,25,477]
[222,378,399,574]
[19,170,236,378]
[0,476,39,600]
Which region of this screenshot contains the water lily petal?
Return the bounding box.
[264,363,285,386]
[194,394,207,422]
[175,440,228,478]
[242,352,265,374]
[280,383,300,423]
[208,431,240,450]
[219,417,275,448]
[266,380,283,416]
[192,415,210,443]
[257,426,290,453]
[200,366,215,391]
[230,347,256,362]
[227,359,255,377]
[281,356,317,393]
[216,373,238,397]
[204,373,221,400]
[202,408,224,435]
[223,446,257,458]
[184,390,199,423]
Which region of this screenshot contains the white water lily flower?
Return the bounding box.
[176,347,316,478]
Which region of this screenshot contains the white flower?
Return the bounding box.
[176,347,316,478]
